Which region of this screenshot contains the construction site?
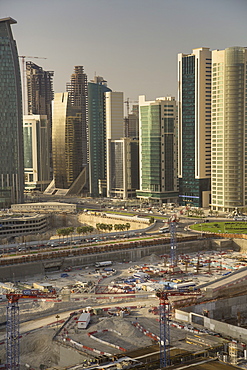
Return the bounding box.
[1,215,247,369]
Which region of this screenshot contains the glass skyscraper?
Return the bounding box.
[88,76,111,197]
[137,95,178,204]
[178,48,211,208]
[0,17,24,207]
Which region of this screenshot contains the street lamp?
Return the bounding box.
[55,314,60,331]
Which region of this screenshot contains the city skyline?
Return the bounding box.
[2,0,247,103]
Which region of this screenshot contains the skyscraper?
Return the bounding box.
[88,76,111,197]
[23,115,50,191]
[211,47,247,211]
[0,17,24,207]
[26,61,54,182]
[105,91,124,197]
[52,92,84,190]
[137,95,178,204]
[178,47,211,208]
[124,104,139,138]
[26,61,54,119]
[107,137,139,199]
[66,66,88,167]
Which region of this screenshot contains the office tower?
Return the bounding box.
[88,76,111,197]
[52,92,85,191]
[137,95,178,204]
[26,61,54,181]
[178,47,211,208]
[23,115,50,191]
[107,138,139,199]
[0,17,24,207]
[124,104,139,138]
[211,47,247,211]
[66,66,88,167]
[105,91,124,196]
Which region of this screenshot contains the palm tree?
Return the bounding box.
[107,224,113,233]
[57,228,63,243]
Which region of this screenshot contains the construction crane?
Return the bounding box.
[169,214,179,268]
[156,289,201,368]
[6,289,57,369]
[18,55,47,115]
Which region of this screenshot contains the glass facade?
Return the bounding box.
[139,96,178,202]
[178,50,211,208]
[23,125,33,169]
[88,79,111,197]
[52,93,83,189]
[141,105,161,192]
[0,18,24,206]
[23,116,50,191]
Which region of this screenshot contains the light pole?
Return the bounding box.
[55,314,60,331]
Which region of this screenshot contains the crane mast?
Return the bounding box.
[5,290,57,369]
[157,291,170,368]
[169,214,179,267]
[6,295,20,370]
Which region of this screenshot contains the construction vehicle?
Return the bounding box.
[6,289,57,369]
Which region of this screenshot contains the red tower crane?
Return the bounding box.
[6,290,57,369]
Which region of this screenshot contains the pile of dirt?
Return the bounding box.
[140,253,162,264]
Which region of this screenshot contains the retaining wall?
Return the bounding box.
[175,306,247,342]
[0,238,226,281]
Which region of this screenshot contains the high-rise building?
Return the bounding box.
[26,61,54,118]
[66,66,88,167]
[26,61,54,181]
[88,76,111,197]
[137,95,178,204]
[107,138,139,199]
[23,115,50,191]
[178,47,211,208]
[52,92,85,191]
[105,91,124,197]
[211,47,247,211]
[124,104,139,138]
[0,17,24,207]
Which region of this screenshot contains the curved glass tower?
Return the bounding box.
[0,17,24,206]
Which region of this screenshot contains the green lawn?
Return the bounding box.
[190,221,247,234]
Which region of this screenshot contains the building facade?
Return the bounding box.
[124,104,139,138]
[0,17,24,207]
[66,66,88,167]
[105,91,124,196]
[107,138,139,199]
[137,95,178,204]
[88,76,111,197]
[23,115,50,191]
[52,92,84,189]
[211,47,247,211]
[26,61,54,180]
[178,47,211,208]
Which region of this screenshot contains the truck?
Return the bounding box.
[77,312,90,329]
[159,227,169,233]
[95,261,112,268]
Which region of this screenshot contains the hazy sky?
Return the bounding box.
[2,0,247,103]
